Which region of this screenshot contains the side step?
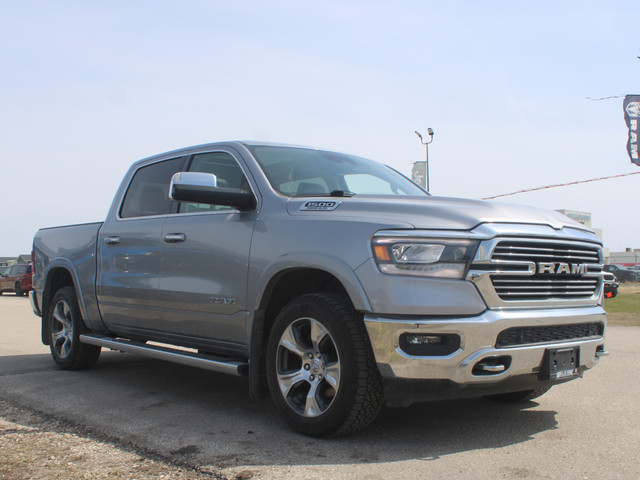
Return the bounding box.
[79,334,248,376]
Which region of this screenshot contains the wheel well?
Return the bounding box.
[261,268,352,337]
[249,268,354,398]
[41,268,76,345]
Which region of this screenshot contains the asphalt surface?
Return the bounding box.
[1,294,638,480]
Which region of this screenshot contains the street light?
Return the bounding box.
[414,128,434,191]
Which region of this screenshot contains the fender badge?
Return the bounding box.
[300,200,341,211]
[209,297,237,305]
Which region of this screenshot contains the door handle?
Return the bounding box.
[104,236,121,245]
[164,233,186,243]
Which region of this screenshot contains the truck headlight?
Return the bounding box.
[372,237,478,279]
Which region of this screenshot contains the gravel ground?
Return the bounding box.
[0,400,223,480]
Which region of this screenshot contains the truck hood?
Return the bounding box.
[287,195,591,233]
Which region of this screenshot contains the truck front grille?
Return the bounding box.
[496,322,604,348]
[489,240,601,301]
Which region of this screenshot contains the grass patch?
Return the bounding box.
[605,284,640,327]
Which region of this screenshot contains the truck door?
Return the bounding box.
[97,156,185,334]
[158,150,258,352]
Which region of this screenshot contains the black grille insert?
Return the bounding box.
[496,322,604,348]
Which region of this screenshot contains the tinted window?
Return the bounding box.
[10,265,26,275]
[179,152,249,213]
[120,157,184,218]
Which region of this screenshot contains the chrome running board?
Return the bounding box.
[79,334,248,376]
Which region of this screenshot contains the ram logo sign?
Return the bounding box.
[624,95,640,165]
[537,263,588,275]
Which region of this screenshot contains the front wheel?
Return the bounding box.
[48,286,101,370]
[266,293,384,437]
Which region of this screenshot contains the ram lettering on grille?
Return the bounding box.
[489,240,601,301]
[537,263,588,275]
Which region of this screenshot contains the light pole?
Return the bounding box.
[414,128,434,191]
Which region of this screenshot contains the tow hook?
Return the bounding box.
[472,356,511,376]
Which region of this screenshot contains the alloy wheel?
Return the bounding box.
[275,317,341,418]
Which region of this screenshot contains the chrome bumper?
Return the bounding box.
[364,306,606,384]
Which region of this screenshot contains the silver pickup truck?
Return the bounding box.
[31,141,607,436]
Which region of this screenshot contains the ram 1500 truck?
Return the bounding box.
[31,141,607,436]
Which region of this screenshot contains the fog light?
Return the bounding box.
[399,333,460,356]
[408,334,442,345]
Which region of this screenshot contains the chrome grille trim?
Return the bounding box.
[468,237,604,308]
[492,244,600,263]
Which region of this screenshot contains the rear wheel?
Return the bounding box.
[48,287,101,370]
[15,283,24,296]
[266,293,384,437]
[485,386,552,403]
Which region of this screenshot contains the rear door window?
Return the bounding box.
[120,157,185,218]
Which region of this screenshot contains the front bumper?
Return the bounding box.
[364,305,606,386]
[29,289,42,316]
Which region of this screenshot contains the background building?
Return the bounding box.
[0,255,30,268]
[608,249,640,267]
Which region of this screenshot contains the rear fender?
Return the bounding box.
[41,259,105,344]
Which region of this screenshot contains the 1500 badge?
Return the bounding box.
[209,297,237,305]
[300,201,341,211]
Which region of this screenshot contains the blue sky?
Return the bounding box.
[1,1,639,255]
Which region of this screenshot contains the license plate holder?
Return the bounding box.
[539,347,580,380]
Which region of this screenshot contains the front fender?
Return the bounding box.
[249,253,372,313]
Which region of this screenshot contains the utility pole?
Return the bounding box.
[413,128,434,191]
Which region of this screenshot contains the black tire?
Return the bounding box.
[485,386,552,403]
[266,293,384,437]
[15,283,24,296]
[48,286,101,370]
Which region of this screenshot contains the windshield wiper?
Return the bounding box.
[294,190,356,198]
[329,190,356,197]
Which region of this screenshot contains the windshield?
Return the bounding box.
[247,146,426,197]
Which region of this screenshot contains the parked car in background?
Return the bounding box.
[603,273,619,298]
[0,266,9,276]
[603,264,638,283]
[0,263,32,296]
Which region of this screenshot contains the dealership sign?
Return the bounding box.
[624,95,640,165]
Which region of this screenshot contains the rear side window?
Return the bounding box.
[120,157,184,218]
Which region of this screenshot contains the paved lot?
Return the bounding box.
[1,294,638,479]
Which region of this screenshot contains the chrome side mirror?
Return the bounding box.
[169,172,256,211]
